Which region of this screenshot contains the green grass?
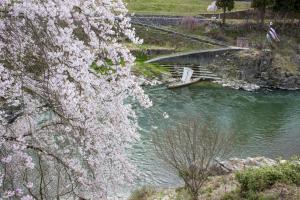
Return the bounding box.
[90,51,169,78]
[132,53,170,78]
[129,186,156,200]
[133,60,169,78]
[125,0,251,16]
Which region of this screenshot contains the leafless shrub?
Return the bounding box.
[180,16,199,31]
[153,118,233,200]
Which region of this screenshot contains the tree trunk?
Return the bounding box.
[222,7,226,24]
[260,5,266,27]
[191,190,199,200]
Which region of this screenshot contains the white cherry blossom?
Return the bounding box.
[0,0,150,199]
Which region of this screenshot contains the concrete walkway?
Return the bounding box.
[146,47,248,65]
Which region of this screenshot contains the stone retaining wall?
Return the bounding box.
[200,9,300,20]
[131,15,206,27]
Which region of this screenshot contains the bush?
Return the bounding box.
[128,186,156,200]
[221,190,278,200]
[221,193,237,200]
[236,167,284,192]
[242,191,274,200]
[236,160,300,194]
[180,17,199,31]
[153,118,233,200]
[175,187,193,200]
[208,27,227,41]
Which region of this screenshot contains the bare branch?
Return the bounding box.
[153,118,233,200]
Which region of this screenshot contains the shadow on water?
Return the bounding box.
[129,84,300,190]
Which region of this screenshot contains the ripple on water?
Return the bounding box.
[129,85,300,190]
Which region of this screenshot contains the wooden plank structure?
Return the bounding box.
[167,78,201,89]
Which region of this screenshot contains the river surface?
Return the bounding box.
[128,83,300,192]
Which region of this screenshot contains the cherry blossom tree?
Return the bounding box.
[0,0,151,199]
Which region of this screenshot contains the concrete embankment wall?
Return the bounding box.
[146,48,246,65]
[200,9,254,20]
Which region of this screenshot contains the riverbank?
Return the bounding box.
[129,157,300,200]
[165,21,300,90]
[128,84,300,200]
[207,48,300,91]
[132,48,300,91]
[126,8,300,200]
[131,22,300,91]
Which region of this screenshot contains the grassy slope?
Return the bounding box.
[129,160,300,200]
[131,53,170,79]
[134,25,219,52]
[166,21,300,74]
[125,0,251,16]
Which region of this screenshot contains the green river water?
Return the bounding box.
[129,83,300,191]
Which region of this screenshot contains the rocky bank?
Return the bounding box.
[208,49,300,90]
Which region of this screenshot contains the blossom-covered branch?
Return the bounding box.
[0,0,151,199]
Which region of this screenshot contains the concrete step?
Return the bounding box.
[171,70,215,74]
[193,68,211,71]
[193,71,214,73]
[193,70,211,72]
[195,66,209,69]
[171,76,221,81]
[195,69,211,71]
[168,65,221,81]
[172,74,218,77]
[193,71,215,74]
[199,76,222,80]
[174,67,210,69]
[193,74,216,76]
[173,71,216,76]
[193,71,215,73]
[171,73,220,77]
[173,69,211,72]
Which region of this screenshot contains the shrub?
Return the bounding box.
[153,118,233,200]
[208,27,227,41]
[242,191,273,200]
[236,160,300,194]
[236,167,284,192]
[128,186,156,200]
[180,17,199,31]
[175,187,193,200]
[222,190,277,200]
[221,190,240,200]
